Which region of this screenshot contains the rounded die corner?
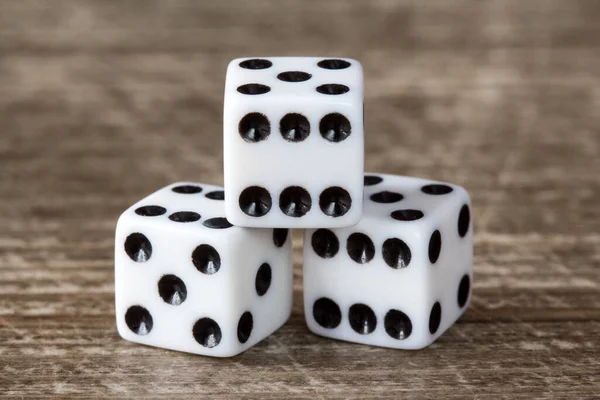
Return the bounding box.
[342,209,364,229]
[399,337,435,351]
[115,209,134,230]
[115,320,131,341]
[227,57,245,69]
[455,186,472,205]
[213,348,246,358]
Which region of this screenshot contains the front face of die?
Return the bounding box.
[224,57,364,228]
[303,174,473,349]
[115,183,293,357]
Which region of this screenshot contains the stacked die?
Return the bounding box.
[223,57,364,228]
[114,57,473,357]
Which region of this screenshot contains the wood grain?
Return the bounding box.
[1,0,599,398]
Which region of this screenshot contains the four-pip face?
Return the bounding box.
[224,57,364,228]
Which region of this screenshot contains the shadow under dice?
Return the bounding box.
[224,57,364,228]
[303,174,473,349]
[115,182,293,357]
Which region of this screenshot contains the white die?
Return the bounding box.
[114,182,293,357]
[303,174,473,349]
[223,57,364,228]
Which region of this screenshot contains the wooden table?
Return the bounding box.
[1,1,599,398]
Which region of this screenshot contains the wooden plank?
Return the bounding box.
[0,318,599,398]
[0,0,599,54]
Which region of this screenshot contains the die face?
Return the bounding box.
[303,174,473,349]
[224,57,364,228]
[115,182,293,357]
[118,182,230,235]
[421,192,473,344]
[304,224,433,349]
[221,226,294,353]
[225,57,363,103]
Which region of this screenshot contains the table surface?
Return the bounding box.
[1,1,599,398]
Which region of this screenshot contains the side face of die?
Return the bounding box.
[224,57,364,228]
[115,182,293,357]
[303,174,473,349]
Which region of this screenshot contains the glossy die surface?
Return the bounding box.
[303,174,473,349]
[224,57,364,228]
[115,182,293,357]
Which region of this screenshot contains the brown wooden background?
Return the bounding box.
[1,1,599,398]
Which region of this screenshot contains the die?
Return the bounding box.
[223,57,364,228]
[303,174,473,349]
[114,182,293,357]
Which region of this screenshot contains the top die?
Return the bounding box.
[224,57,364,228]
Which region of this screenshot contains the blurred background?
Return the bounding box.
[1,1,599,398]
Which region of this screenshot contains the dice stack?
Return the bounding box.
[115,57,473,357]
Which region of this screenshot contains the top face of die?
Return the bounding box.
[225,57,363,104]
[118,182,235,238]
[362,173,471,228]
